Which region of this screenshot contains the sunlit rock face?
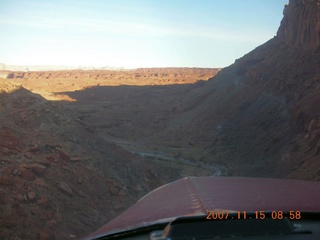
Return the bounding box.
[277,0,320,50]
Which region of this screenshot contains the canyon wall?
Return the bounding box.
[277,0,320,50]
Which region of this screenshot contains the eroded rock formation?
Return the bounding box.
[277,0,320,50]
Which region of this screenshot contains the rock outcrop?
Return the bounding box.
[277,0,320,50]
[155,0,320,180]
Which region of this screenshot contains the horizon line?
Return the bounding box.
[0,64,223,72]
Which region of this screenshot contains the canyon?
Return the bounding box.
[1,0,320,239]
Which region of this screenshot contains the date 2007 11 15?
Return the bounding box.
[206,210,301,220]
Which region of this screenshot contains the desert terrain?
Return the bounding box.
[5,68,224,176]
[0,68,222,239]
[1,0,320,239]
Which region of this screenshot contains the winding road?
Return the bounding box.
[132,150,226,176]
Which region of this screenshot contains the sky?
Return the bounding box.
[0,0,288,69]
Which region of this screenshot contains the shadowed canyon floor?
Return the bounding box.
[0,68,222,240]
[7,68,224,173]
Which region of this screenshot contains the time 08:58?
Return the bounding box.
[250,210,301,220]
[206,210,301,220]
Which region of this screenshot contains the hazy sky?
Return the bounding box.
[0,0,288,68]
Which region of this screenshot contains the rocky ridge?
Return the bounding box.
[159,0,320,180]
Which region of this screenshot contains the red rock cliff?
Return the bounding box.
[277,0,320,50]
